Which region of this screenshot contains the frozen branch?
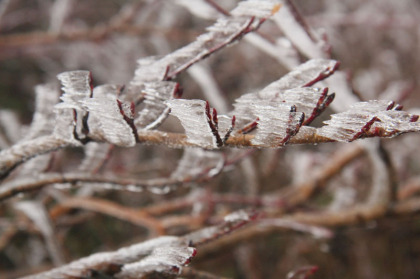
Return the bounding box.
[22,236,195,279]
[0,171,212,202]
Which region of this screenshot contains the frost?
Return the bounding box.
[25,236,192,279]
[82,94,136,147]
[373,111,420,134]
[131,0,278,83]
[116,246,196,278]
[53,71,92,144]
[135,81,178,129]
[259,59,339,98]
[53,108,79,145]
[232,60,337,131]
[249,100,304,147]
[167,99,215,148]
[56,70,91,111]
[317,100,420,141]
[125,0,279,135]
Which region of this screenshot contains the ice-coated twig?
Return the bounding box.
[134,81,182,129]
[56,70,92,111]
[82,94,137,147]
[316,100,420,142]
[259,219,333,239]
[167,99,235,148]
[273,0,328,60]
[231,59,338,133]
[21,236,195,279]
[249,102,304,147]
[258,59,339,97]
[131,0,281,83]
[54,70,92,144]
[185,209,258,246]
[0,171,215,202]
[124,0,280,131]
[0,135,68,180]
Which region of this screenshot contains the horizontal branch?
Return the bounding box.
[1,126,407,185]
[0,172,196,202]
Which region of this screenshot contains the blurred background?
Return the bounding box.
[1,0,420,278]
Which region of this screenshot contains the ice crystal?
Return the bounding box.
[249,100,304,147]
[232,60,336,130]
[317,100,420,141]
[116,246,196,278]
[259,59,339,98]
[131,0,279,83]
[82,94,136,147]
[56,70,91,111]
[24,236,191,279]
[167,99,216,148]
[53,108,79,144]
[135,81,178,129]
